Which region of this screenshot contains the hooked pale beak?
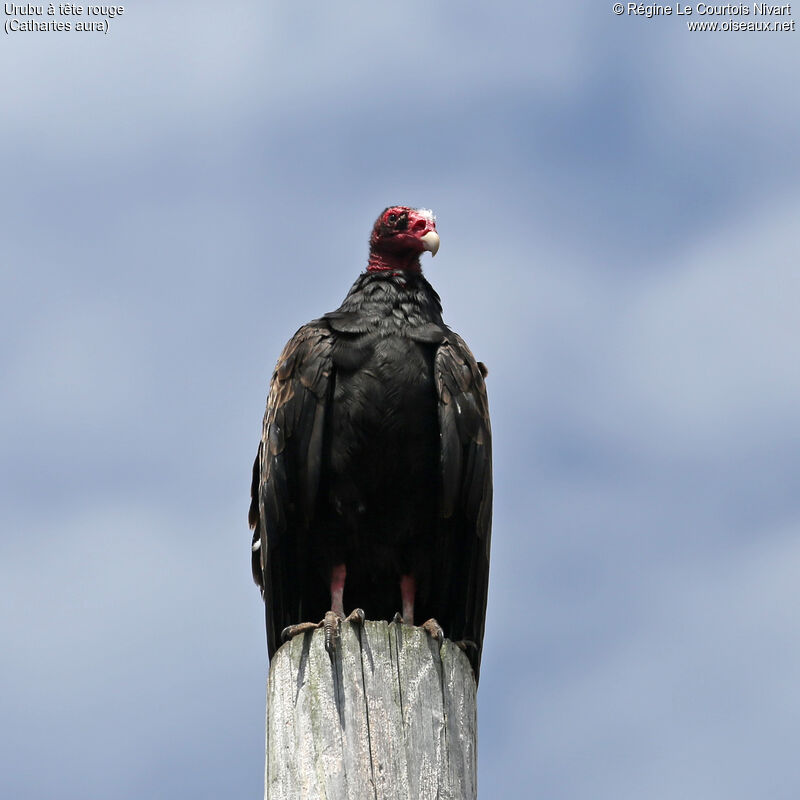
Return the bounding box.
[420,230,440,256]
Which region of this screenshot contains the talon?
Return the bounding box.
[281,620,321,643]
[323,610,342,655]
[455,639,478,653]
[346,608,365,625]
[422,617,444,645]
[392,611,403,624]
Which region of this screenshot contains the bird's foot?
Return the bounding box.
[322,610,341,654]
[421,617,445,645]
[280,620,322,643]
[324,607,366,654]
[455,639,478,654]
[345,607,366,625]
[279,612,341,652]
[392,612,442,641]
[280,608,365,653]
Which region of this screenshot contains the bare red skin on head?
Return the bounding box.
[367,206,437,273]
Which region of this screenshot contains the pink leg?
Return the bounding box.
[330,564,346,618]
[400,574,415,625]
[281,563,362,655]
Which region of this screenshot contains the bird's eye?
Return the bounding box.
[387,213,397,224]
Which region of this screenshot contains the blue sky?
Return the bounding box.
[3,2,800,797]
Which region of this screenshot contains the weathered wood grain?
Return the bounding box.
[265,620,477,800]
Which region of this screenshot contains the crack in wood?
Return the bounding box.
[264,620,477,800]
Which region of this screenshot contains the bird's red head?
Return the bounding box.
[367,206,440,273]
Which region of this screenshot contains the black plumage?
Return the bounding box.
[249,207,492,682]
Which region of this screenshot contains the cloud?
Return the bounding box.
[484,515,800,799]
[4,2,800,798]
[0,502,265,798]
[591,192,800,459]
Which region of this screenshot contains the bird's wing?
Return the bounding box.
[249,321,334,657]
[435,330,492,683]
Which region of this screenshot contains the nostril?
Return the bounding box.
[410,219,427,232]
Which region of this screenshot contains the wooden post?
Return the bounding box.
[265,619,478,800]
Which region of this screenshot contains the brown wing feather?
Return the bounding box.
[435,331,492,683]
[249,322,334,657]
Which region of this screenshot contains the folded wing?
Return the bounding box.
[249,322,335,657]
[435,331,493,682]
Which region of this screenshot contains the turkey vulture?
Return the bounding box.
[249,206,492,682]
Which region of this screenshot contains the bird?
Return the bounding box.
[249,206,492,682]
